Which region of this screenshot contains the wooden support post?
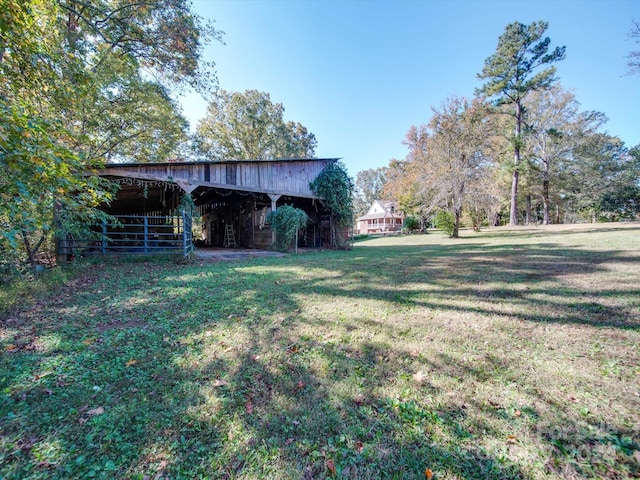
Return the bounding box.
[251,200,256,247]
[268,194,281,247]
[176,181,197,195]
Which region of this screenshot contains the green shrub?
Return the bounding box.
[267,205,309,252]
[434,210,455,237]
[403,215,421,232]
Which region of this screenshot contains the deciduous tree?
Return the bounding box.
[386,98,497,237]
[562,134,638,222]
[0,0,219,266]
[523,86,606,224]
[413,97,495,237]
[354,167,387,217]
[383,159,423,216]
[196,89,317,160]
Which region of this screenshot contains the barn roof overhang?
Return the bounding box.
[95,158,340,200]
[92,158,341,216]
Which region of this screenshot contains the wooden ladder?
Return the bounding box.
[223,224,236,248]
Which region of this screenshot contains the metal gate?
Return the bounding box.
[60,210,194,258]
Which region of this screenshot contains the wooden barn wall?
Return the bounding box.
[100,160,334,197]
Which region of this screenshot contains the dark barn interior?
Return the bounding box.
[95,159,337,250]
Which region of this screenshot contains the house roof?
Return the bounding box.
[356,199,403,221]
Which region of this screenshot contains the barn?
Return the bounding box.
[61,158,339,258]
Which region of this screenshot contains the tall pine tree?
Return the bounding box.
[477,21,565,225]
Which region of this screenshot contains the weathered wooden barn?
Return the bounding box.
[83,158,338,254]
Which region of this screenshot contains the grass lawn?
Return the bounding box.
[1,223,639,479]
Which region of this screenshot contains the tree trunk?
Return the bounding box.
[452,206,461,238]
[542,176,550,225]
[525,194,532,225]
[510,171,519,225]
[21,231,36,266]
[510,102,522,226]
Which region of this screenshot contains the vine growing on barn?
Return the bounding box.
[309,162,354,249]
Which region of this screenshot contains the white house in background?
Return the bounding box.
[356,200,403,234]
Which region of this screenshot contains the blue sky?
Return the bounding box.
[180,0,639,176]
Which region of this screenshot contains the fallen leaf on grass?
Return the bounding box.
[6,344,18,352]
[413,371,427,384]
[285,437,294,445]
[514,409,522,417]
[87,407,104,416]
[212,379,228,387]
[425,468,433,479]
[326,458,336,475]
[125,359,137,367]
[506,435,518,444]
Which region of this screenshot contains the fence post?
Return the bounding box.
[143,216,149,254]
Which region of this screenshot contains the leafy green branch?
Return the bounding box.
[309,162,354,249]
[266,205,309,252]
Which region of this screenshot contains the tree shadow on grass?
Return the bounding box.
[1,235,639,478]
[194,326,531,479]
[448,223,640,240]
[0,259,530,479]
[304,242,640,330]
